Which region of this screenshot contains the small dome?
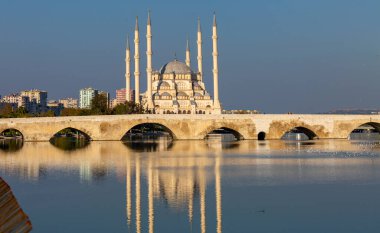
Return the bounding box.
[177,92,188,97]
[160,60,192,74]
[161,92,172,97]
[159,81,170,88]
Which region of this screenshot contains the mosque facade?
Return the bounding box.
[125,12,222,114]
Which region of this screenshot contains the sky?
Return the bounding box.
[1,0,380,113]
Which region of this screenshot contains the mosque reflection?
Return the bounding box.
[123,138,173,152]
[125,145,223,233]
[2,139,380,232]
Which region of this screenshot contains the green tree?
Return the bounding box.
[61,108,82,116]
[11,107,29,118]
[111,101,146,115]
[0,104,14,117]
[39,110,55,117]
[91,94,109,115]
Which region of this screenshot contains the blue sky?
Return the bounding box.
[1,0,380,113]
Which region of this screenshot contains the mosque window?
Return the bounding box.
[177,82,187,90]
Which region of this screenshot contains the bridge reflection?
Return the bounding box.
[2,140,380,181]
[2,140,380,232]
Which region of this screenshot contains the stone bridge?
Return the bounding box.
[0,114,380,141]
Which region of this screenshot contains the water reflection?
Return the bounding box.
[123,137,173,152]
[0,139,23,151]
[50,137,90,151]
[2,140,380,232]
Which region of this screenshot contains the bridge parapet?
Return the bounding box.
[0,114,379,141]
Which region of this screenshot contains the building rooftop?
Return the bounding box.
[159,60,192,75]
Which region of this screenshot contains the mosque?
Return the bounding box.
[124,12,222,114]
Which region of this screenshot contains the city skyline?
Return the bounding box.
[2,0,380,113]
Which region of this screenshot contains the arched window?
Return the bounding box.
[159,81,170,90]
[161,92,172,100]
[177,92,189,100]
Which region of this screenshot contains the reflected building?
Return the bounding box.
[3,140,380,231]
[125,150,223,233]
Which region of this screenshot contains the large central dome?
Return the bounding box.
[160,60,192,74]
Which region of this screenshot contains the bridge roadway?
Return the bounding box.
[0,114,380,141]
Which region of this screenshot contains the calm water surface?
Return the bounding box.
[1,140,380,233]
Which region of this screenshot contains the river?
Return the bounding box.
[1,139,380,232]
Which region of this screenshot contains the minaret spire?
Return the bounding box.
[197,17,203,82]
[134,16,140,104]
[213,12,217,27]
[147,10,151,25]
[146,10,154,110]
[126,35,131,102]
[212,13,221,113]
[186,36,191,68]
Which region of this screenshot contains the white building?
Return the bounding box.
[79,88,98,109]
[1,93,38,114]
[125,12,222,114]
[20,89,48,113]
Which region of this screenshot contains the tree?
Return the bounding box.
[0,104,14,117]
[91,94,109,115]
[61,108,82,116]
[12,107,29,118]
[111,101,146,115]
[39,110,55,117]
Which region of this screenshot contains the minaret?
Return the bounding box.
[134,17,140,104]
[146,11,154,110]
[125,36,131,102]
[186,37,191,68]
[212,13,221,112]
[197,17,203,82]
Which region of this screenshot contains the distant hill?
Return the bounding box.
[324,109,380,115]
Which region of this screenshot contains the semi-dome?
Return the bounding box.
[159,81,170,89]
[160,60,192,74]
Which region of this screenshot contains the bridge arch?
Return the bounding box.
[0,128,24,140]
[120,122,177,140]
[203,126,244,140]
[50,127,92,141]
[258,131,266,140]
[281,126,318,140]
[347,122,380,140]
[267,120,326,140]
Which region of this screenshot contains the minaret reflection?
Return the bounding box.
[148,158,154,233]
[126,156,132,227]
[135,156,141,233]
[188,175,194,225]
[200,171,207,233]
[215,154,222,233]
[124,145,226,233]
